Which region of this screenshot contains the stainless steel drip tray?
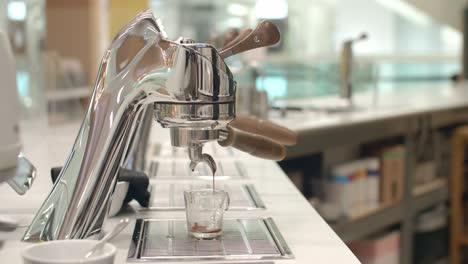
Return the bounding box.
[145,183,265,211]
[128,218,293,262]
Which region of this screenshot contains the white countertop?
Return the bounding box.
[272,82,468,133]
[4,83,467,263]
[0,119,359,263]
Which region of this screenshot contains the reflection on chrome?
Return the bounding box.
[23,10,236,241]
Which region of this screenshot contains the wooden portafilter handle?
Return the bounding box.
[219,127,287,160]
[229,115,297,146]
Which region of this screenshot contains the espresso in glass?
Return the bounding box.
[184,189,230,239]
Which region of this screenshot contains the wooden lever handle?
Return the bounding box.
[219,20,280,59]
[221,28,252,51]
[230,115,297,146]
[219,127,286,160]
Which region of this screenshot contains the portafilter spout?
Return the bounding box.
[169,127,218,174]
[23,10,235,242]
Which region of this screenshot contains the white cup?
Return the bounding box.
[22,240,116,264]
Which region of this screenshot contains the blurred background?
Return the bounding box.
[1,0,467,263]
[0,0,462,121]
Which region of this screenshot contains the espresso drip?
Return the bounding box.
[212,167,216,192]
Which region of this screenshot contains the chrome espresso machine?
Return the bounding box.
[23,9,297,262]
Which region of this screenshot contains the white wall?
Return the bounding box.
[395,17,442,54]
[405,0,468,31]
[334,0,461,56]
[335,0,396,55]
[288,0,335,57]
[148,0,461,57]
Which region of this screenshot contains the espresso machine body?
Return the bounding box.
[23,10,235,242]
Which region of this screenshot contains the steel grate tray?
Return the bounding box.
[148,159,247,180]
[127,218,293,262]
[146,183,265,211]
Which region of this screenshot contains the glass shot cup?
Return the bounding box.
[184,189,230,239]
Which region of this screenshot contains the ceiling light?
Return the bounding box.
[7,1,27,21]
[255,0,288,19]
[226,17,244,28]
[227,3,248,17]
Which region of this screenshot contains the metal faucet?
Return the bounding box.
[23,10,235,241]
[340,33,367,102]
